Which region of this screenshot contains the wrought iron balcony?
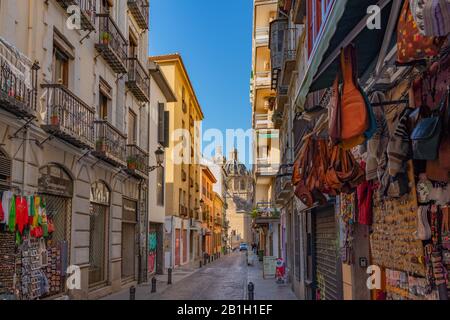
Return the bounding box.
[95,14,128,74]
[253,202,280,225]
[179,205,188,217]
[93,120,127,167]
[255,113,274,130]
[0,57,38,118]
[126,144,149,178]
[55,0,96,31]
[126,57,150,102]
[41,84,95,149]
[275,166,293,205]
[127,0,149,30]
[269,18,288,90]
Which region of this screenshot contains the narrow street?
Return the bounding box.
[103,252,296,301]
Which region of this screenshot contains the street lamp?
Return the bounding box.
[149,147,164,172]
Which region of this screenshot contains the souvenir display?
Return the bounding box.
[0,192,63,300]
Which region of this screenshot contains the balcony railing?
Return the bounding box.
[126,144,149,178]
[256,158,279,176]
[254,71,271,88]
[275,165,293,205]
[255,26,269,46]
[269,18,288,90]
[0,52,38,118]
[41,84,95,149]
[55,0,96,31]
[255,113,274,130]
[127,0,149,30]
[253,202,280,224]
[95,14,128,74]
[179,205,188,217]
[126,57,150,102]
[93,120,127,167]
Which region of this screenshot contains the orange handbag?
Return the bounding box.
[340,45,368,141]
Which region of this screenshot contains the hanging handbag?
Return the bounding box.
[294,138,314,207]
[340,45,369,142]
[397,0,444,65]
[411,94,446,160]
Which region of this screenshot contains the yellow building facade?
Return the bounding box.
[149,54,204,268]
[213,192,225,255]
[201,165,216,256]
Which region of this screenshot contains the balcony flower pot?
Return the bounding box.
[50,113,60,126]
[96,139,106,153]
[101,32,111,45]
[127,157,137,170]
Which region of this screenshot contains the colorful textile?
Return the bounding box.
[357,162,374,225]
[2,191,13,226]
[8,194,16,232]
[0,191,4,223]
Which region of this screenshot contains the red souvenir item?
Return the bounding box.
[0,195,4,222]
[397,0,444,65]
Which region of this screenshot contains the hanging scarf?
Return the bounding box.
[16,196,28,235]
[8,194,16,232]
[33,196,40,227]
[0,191,4,223]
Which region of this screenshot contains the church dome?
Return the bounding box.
[223,149,248,176]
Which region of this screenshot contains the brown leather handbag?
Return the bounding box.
[340,45,369,141]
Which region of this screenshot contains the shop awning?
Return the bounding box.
[294,0,397,111]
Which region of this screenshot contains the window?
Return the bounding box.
[53,48,69,86]
[158,103,169,147]
[157,167,164,206]
[100,0,113,14]
[99,78,112,120]
[128,110,137,144]
[240,180,246,190]
[129,32,138,59]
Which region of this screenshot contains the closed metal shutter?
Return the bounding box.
[314,207,341,300]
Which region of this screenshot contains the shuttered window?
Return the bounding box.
[0,149,11,191]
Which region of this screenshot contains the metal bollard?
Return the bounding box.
[151,277,157,293]
[199,260,202,268]
[130,286,136,300]
[208,256,211,263]
[167,268,172,285]
[248,282,255,300]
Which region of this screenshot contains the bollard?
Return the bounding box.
[248,282,255,300]
[130,286,136,300]
[151,277,157,293]
[199,260,202,268]
[167,268,172,285]
[208,256,211,263]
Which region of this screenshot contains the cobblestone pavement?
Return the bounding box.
[151,252,247,300]
[102,251,297,300]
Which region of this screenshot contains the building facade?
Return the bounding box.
[251,0,281,258]
[201,165,216,256]
[223,150,253,249]
[0,0,151,299]
[149,54,204,269]
[148,60,176,275]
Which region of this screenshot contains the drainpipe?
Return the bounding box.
[27,0,35,59]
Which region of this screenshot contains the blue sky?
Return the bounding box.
[149,0,254,166]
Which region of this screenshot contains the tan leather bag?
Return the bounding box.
[340,45,369,140]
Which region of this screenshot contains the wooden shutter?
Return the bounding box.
[163,111,170,148]
[157,103,165,146]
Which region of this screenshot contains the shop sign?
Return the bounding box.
[38,175,73,197]
[263,256,277,279]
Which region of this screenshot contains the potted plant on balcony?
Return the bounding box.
[96,138,106,153]
[127,155,137,170]
[50,108,60,126]
[101,31,111,45]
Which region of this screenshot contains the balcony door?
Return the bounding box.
[53,47,69,87]
[128,110,137,144]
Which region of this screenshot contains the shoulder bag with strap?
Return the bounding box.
[340,45,369,143]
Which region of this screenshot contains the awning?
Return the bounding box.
[294,0,397,112]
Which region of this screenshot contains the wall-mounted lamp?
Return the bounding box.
[149,147,165,172]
